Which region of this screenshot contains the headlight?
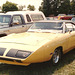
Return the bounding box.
[16,51,31,59]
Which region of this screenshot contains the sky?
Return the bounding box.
[0,0,42,10]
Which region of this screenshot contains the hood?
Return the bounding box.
[0,32,60,46]
[0,32,62,52]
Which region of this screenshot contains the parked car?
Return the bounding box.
[57,14,66,17]
[0,20,75,66]
[46,17,58,20]
[71,16,75,23]
[0,11,46,37]
[57,14,72,20]
[60,16,72,20]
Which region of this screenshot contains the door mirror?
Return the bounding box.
[11,20,19,25]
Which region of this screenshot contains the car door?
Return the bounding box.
[9,15,28,33]
[4,15,29,35]
[65,22,75,50]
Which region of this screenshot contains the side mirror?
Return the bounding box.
[11,20,19,25]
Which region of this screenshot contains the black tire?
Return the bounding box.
[52,48,62,65]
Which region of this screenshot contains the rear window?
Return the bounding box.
[31,14,44,21]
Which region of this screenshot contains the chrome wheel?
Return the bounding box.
[52,49,61,64]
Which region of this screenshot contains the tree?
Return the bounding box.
[2,1,18,12]
[18,5,25,11]
[39,6,42,11]
[39,0,59,16]
[49,0,59,16]
[39,0,72,16]
[70,0,75,14]
[27,5,35,11]
[0,6,2,12]
[39,0,51,17]
[58,0,71,14]
[0,6,1,10]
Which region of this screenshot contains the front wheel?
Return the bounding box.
[52,48,62,65]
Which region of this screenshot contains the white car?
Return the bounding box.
[0,11,46,37]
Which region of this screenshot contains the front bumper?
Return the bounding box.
[0,47,33,66]
[0,57,31,66]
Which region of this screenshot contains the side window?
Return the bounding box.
[65,23,75,32]
[12,15,23,25]
[26,14,31,22]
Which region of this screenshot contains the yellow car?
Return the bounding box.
[0,20,75,66]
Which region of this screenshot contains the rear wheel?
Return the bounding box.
[52,48,62,65]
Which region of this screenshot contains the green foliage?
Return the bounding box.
[2,1,18,12]
[70,0,75,14]
[39,0,75,16]
[27,5,35,11]
[58,0,71,14]
[0,6,1,9]
[39,0,60,16]
[39,0,51,17]
[49,0,59,16]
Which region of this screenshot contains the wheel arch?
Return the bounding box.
[55,46,63,55]
[51,46,63,65]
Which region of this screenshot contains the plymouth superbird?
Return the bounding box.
[0,20,75,66]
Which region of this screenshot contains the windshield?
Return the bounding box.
[31,14,44,21]
[30,22,63,30]
[28,22,63,33]
[0,15,11,24]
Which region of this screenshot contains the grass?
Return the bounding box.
[0,49,75,75]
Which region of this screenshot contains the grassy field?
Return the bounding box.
[0,49,75,75]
